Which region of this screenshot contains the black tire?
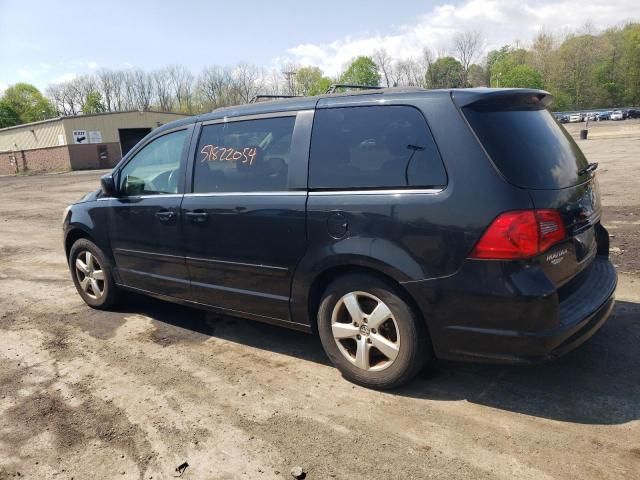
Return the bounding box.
[317,273,431,389]
[69,238,119,310]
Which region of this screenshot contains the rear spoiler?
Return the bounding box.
[451,88,554,110]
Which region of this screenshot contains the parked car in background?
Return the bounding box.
[569,113,582,122]
[554,113,569,123]
[611,110,624,121]
[627,109,640,119]
[597,111,610,120]
[63,87,617,389]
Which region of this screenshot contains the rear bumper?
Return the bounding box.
[404,256,617,363]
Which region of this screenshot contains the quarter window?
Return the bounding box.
[193,116,296,193]
[118,129,188,196]
[309,106,446,189]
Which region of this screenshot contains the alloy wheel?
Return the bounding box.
[331,291,400,372]
[75,250,105,300]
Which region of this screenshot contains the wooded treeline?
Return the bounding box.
[1,23,638,128]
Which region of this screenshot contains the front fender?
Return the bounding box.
[63,200,114,266]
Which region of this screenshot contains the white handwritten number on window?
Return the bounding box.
[200,144,258,165]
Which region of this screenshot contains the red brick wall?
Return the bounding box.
[0,146,71,175]
[0,142,123,175]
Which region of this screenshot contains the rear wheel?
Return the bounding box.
[69,238,119,309]
[317,274,430,389]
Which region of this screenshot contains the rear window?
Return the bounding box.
[463,103,589,189]
[309,106,446,189]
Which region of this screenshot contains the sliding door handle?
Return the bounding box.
[185,210,209,223]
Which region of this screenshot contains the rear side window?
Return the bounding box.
[463,102,589,189]
[194,116,295,193]
[309,106,446,189]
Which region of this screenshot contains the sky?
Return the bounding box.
[1,0,639,93]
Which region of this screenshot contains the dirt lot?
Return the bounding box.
[1,131,639,479]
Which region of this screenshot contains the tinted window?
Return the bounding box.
[119,129,187,196]
[309,106,446,189]
[194,116,295,193]
[463,104,589,189]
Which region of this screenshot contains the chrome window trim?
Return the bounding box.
[99,189,443,199]
[201,110,310,126]
[184,191,306,197]
[308,188,444,196]
[97,193,184,201]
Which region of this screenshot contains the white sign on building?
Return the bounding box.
[88,131,102,143]
[73,130,88,144]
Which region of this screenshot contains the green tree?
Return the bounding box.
[593,56,624,107]
[295,67,332,96]
[486,47,529,87]
[426,57,464,88]
[0,83,56,124]
[467,64,486,87]
[621,23,640,104]
[485,46,510,84]
[339,56,380,87]
[0,100,20,128]
[83,91,106,114]
[500,65,544,89]
[555,34,598,109]
[530,32,556,88]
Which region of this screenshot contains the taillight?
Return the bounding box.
[470,209,566,260]
[535,209,566,252]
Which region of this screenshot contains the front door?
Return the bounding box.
[107,127,192,298]
[181,114,308,321]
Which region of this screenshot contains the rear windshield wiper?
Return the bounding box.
[578,162,598,176]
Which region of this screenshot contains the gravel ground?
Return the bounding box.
[0,130,639,479]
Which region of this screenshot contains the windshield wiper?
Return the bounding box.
[578,162,598,176]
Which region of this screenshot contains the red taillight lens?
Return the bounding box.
[470,209,566,260]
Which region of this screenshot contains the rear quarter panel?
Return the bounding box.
[291,93,534,326]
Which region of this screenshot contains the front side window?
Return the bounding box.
[118,129,188,196]
[309,106,447,189]
[193,116,296,193]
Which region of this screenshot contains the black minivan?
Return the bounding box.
[63,88,617,389]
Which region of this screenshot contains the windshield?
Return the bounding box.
[463,104,589,189]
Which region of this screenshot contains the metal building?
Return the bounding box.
[0,111,189,175]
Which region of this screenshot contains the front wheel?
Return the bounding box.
[69,238,119,309]
[317,274,431,389]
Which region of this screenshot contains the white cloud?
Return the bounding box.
[52,72,78,84]
[0,82,8,95]
[17,68,36,80]
[16,63,51,81]
[285,0,640,75]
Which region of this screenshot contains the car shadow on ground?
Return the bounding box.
[110,294,640,426]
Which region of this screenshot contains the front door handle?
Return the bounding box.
[185,210,209,223]
[155,209,176,222]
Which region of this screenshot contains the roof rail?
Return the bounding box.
[249,94,302,104]
[326,84,383,94]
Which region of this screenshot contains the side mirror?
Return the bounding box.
[100,173,117,197]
